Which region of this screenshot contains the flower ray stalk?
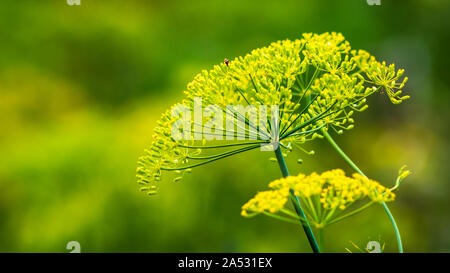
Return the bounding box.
[274,147,321,253]
[321,128,403,253]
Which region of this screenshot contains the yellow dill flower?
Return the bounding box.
[242,169,399,228]
[241,188,290,217]
[137,32,409,195]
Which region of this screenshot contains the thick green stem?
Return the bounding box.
[274,147,321,253]
[321,128,404,253]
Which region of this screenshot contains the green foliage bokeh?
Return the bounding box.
[0,0,449,252]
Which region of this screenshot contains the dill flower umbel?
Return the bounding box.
[137,32,409,195]
[242,169,399,228]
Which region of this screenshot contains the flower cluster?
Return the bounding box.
[137,32,409,195]
[242,169,396,228]
[352,50,409,104]
[241,188,290,216]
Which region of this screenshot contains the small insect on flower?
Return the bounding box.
[224,58,230,66]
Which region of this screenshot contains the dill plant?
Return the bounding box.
[136,32,410,253]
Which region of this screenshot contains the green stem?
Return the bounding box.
[321,128,403,253]
[318,229,324,251]
[274,147,321,253]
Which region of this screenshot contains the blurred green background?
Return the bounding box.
[0,0,449,253]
